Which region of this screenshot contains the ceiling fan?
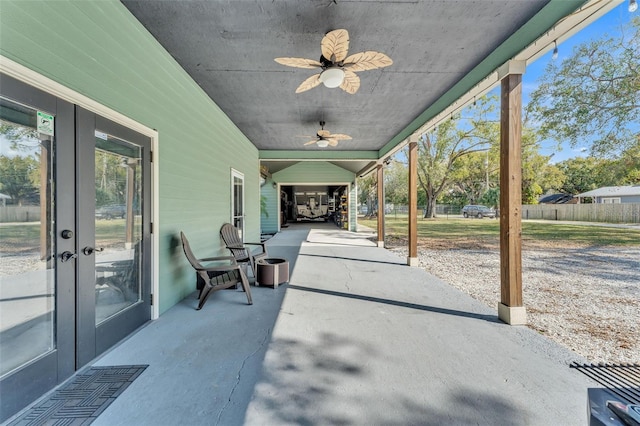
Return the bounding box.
[303,121,352,148]
[275,29,392,94]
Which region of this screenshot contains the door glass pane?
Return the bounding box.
[232,172,243,239]
[0,97,55,377]
[94,132,142,325]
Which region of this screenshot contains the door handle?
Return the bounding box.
[60,251,77,262]
[82,246,104,256]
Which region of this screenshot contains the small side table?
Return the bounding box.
[256,258,289,288]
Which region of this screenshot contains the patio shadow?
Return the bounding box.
[300,252,406,266]
[287,284,500,323]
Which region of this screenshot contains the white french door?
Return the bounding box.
[0,74,152,422]
[231,169,244,240]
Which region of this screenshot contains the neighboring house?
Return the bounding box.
[576,186,640,204]
[538,193,576,204]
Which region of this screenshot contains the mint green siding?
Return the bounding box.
[272,162,356,230]
[273,162,354,184]
[260,177,279,234]
[1,1,259,314]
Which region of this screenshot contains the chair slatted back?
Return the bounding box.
[220,223,249,261]
[180,231,204,270]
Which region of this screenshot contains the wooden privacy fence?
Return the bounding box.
[522,203,640,224]
[0,206,41,223]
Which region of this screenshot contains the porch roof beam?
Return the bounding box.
[259,150,378,161]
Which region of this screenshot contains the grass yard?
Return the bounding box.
[359,216,640,249]
[0,219,136,255]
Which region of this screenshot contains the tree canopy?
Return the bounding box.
[527,17,640,156]
[0,155,40,205]
[417,96,500,217]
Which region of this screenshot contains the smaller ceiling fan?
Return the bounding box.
[275,29,392,94]
[303,121,352,148]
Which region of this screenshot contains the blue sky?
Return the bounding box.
[512,1,637,162]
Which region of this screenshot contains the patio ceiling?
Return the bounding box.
[121,0,590,167]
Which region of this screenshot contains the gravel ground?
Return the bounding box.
[388,243,640,364]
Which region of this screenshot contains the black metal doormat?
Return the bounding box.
[8,365,148,426]
[571,362,640,405]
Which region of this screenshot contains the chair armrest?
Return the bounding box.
[195,263,240,273]
[199,256,236,263]
[243,242,267,253]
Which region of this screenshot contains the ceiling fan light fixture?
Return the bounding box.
[316,138,330,148]
[319,68,345,88]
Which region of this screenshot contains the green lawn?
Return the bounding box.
[0,219,136,254]
[359,216,640,247]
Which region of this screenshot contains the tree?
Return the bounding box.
[445,123,561,206]
[527,17,640,156]
[0,123,40,153]
[613,141,640,184]
[0,155,39,205]
[556,157,615,194]
[417,96,500,218]
[357,173,377,215]
[95,151,128,206]
[520,127,565,203]
[447,147,498,205]
[479,187,499,209]
[556,140,640,194]
[384,158,409,207]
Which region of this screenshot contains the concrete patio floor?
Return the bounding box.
[84,222,595,425]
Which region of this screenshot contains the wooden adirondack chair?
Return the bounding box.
[220,223,268,278]
[180,231,252,310]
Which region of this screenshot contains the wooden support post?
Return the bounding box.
[498,68,526,325]
[376,163,385,247]
[407,137,418,266]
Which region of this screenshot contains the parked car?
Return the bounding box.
[95,204,126,219]
[461,205,496,219]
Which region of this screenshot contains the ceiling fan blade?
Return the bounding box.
[274,57,323,69]
[330,133,352,140]
[317,129,330,138]
[295,74,322,93]
[340,70,360,94]
[321,29,349,63]
[327,138,339,146]
[304,140,318,146]
[343,51,393,72]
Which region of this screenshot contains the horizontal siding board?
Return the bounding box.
[1,1,259,313]
[260,178,279,233]
[273,162,354,184]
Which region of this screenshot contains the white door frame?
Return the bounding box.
[279,181,353,229]
[231,168,245,240]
